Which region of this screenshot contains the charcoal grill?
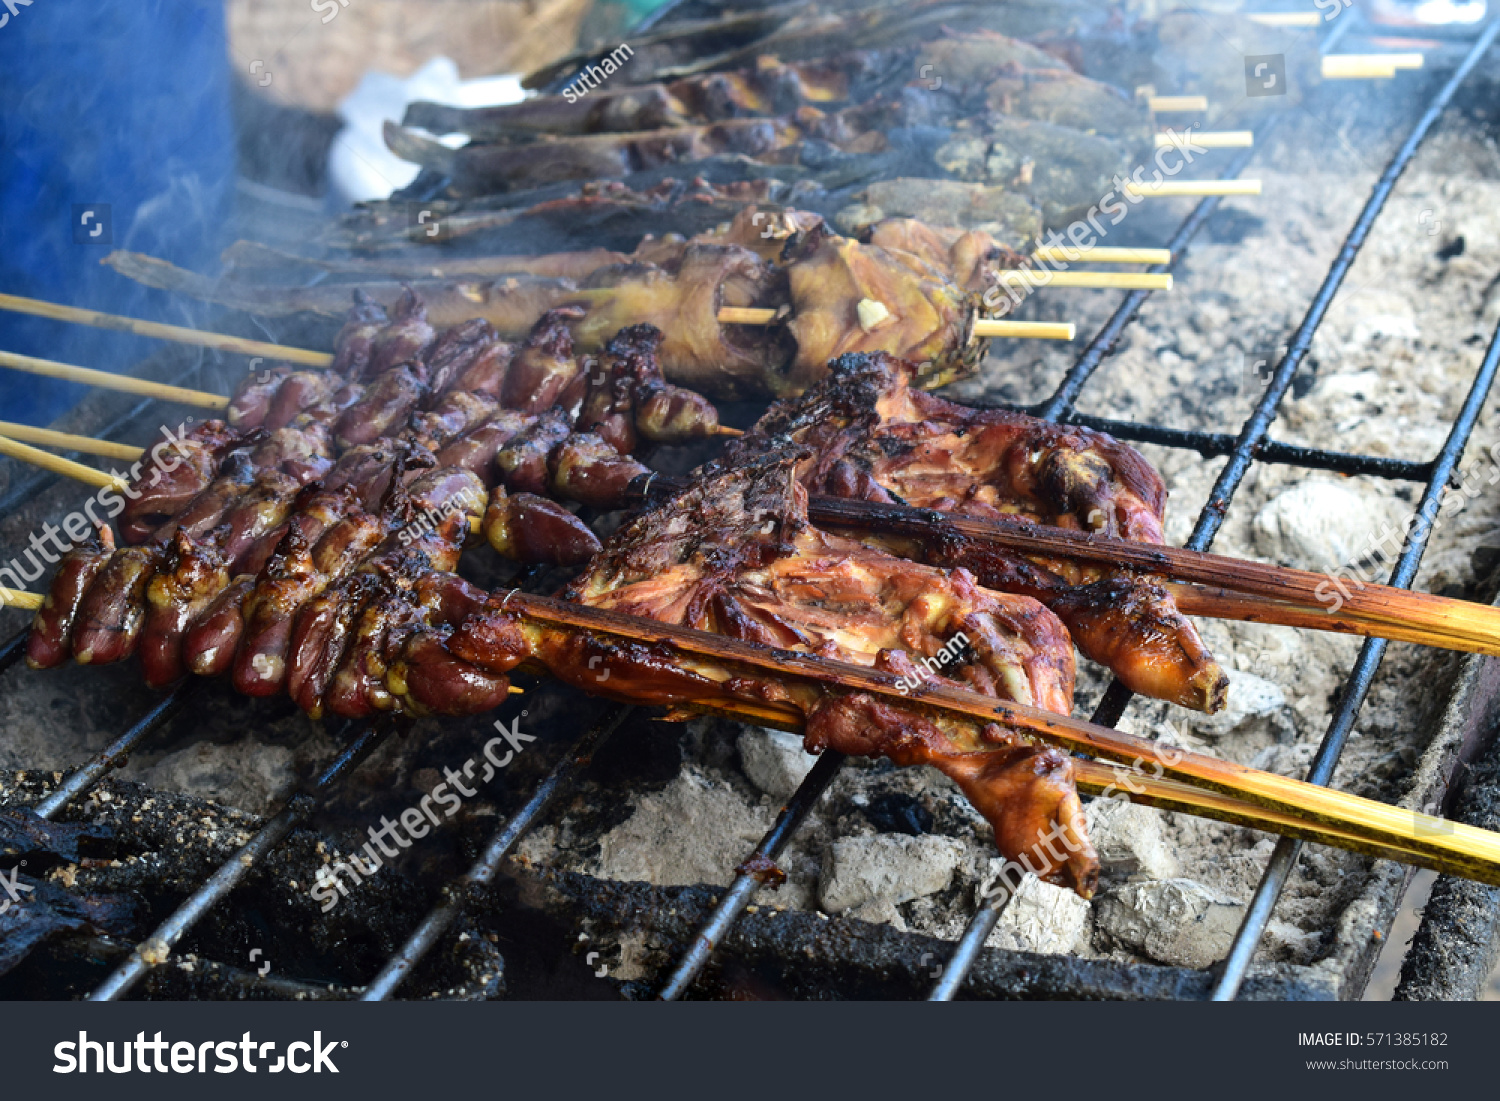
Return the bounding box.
[3,5,1500,1002]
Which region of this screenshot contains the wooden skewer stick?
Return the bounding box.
[502,590,1500,885]
[1032,246,1173,265]
[1069,760,1478,881]
[1124,179,1262,197]
[0,434,130,493]
[0,293,333,368]
[0,422,144,462]
[995,271,1173,291]
[717,308,1075,341]
[0,350,229,411]
[1323,53,1424,78]
[1155,130,1253,149]
[668,681,1487,880]
[800,494,1500,657]
[1147,95,1209,112]
[0,591,43,611]
[1247,11,1321,26]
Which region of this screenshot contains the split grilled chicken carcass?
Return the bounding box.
[716,351,1229,712]
[426,452,1099,895]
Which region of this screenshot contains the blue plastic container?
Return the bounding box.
[0,0,235,425]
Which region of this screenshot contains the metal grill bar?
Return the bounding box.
[0,629,25,677]
[657,751,845,1000]
[360,701,634,1001]
[1050,414,1431,482]
[932,16,1500,1002]
[32,684,192,819]
[1212,296,1500,1000]
[89,721,387,1001]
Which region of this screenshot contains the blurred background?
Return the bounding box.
[0,0,671,424]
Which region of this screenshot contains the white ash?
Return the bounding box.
[819,834,965,914]
[984,873,1093,956]
[738,728,819,800]
[1087,798,1179,881]
[118,738,296,818]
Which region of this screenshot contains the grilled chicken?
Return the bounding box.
[719,351,1229,712]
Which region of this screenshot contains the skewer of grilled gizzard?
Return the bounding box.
[24,442,1500,897]
[19,299,728,696]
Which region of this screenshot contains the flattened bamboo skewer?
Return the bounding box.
[0,591,43,611]
[798,495,1500,658]
[0,434,129,493]
[0,350,229,411]
[0,292,333,367]
[1323,53,1425,78]
[502,589,1500,886]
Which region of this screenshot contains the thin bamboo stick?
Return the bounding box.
[0,422,144,462]
[501,590,1500,885]
[1032,246,1173,265]
[994,271,1173,291]
[0,591,43,611]
[799,495,1500,657]
[1148,95,1209,112]
[0,350,229,411]
[0,435,129,492]
[1247,11,1321,25]
[1324,53,1425,77]
[974,319,1076,340]
[1155,130,1254,149]
[1124,179,1262,197]
[716,308,1076,341]
[0,293,333,367]
[667,685,1490,882]
[1069,761,1487,883]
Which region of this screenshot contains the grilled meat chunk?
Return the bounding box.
[720,351,1228,711]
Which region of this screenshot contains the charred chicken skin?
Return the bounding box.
[717,351,1229,712]
[428,453,1096,894]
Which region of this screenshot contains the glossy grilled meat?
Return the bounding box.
[433,453,1095,893]
[719,351,1229,712]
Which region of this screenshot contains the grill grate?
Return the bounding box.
[1,11,1498,1001]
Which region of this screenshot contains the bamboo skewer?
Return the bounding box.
[1147,95,1209,112]
[717,308,1075,340]
[1155,130,1254,149]
[1123,179,1262,198]
[1032,246,1172,265]
[1247,11,1321,26]
[0,350,229,411]
[0,591,43,611]
[1323,53,1425,79]
[502,589,1500,886]
[0,435,130,493]
[0,293,333,367]
[801,494,1500,658]
[0,422,144,462]
[663,679,1487,880]
[995,271,1173,291]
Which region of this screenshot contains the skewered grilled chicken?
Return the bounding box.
[418,451,1098,894]
[715,350,1229,712]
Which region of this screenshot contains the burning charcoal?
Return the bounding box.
[0,874,138,978]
